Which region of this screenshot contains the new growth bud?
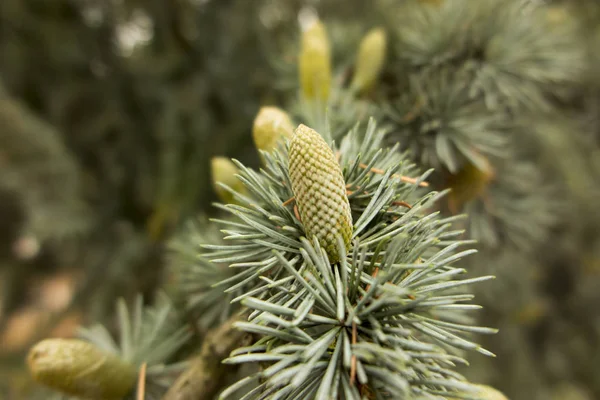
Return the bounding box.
[449,384,509,400]
[27,338,137,400]
[288,124,352,263]
[352,27,387,93]
[420,0,444,6]
[252,106,294,153]
[447,158,495,214]
[299,20,332,102]
[211,157,248,205]
[472,385,509,400]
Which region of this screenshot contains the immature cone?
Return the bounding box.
[551,383,592,400]
[252,106,294,153]
[211,157,248,205]
[288,124,352,263]
[446,158,495,213]
[546,5,571,25]
[419,0,444,6]
[27,338,137,399]
[299,20,332,102]
[351,27,387,93]
[449,384,508,400]
[473,385,509,400]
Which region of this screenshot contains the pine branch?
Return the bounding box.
[166,216,241,331]
[197,118,496,399]
[27,294,191,399]
[163,312,256,400]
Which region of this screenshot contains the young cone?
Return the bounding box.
[446,158,495,213]
[211,156,248,204]
[473,385,510,400]
[252,106,294,153]
[449,384,509,400]
[351,27,387,93]
[420,0,444,6]
[299,20,332,102]
[288,124,352,263]
[27,338,137,400]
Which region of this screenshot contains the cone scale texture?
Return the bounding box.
[288,124,352,263]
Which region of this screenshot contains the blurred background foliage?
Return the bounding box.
[0,0,599,399]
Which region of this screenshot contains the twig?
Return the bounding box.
[401,97,424,123]
[137,362,147,400]
[392,200,412,209]
[282,197,295,207]
[162,312,255,400]
[358,163,429,187]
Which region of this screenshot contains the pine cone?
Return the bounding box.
[211,157,248,205]
[299,20,332,102]
[27,338,137,400]
[419,0,444,6]
[472,385,509,400]
[288,124,352,263]
[252,106,294,153]
[352,27,387,93]
[446,158,495,214]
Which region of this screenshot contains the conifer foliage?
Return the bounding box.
[25,12,503,398]
[8,0,600,399]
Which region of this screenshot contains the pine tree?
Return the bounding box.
[24,7,505,399]
[1,0,599,399]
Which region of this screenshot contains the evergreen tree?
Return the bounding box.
[0,1,598,399]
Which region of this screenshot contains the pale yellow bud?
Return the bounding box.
[252,106,294,153]
[546,6,571,25]
[419,0,444,6]
[552,383,592,400]
[449,384,509,400]
[299,20,332,102]
[513,299,548,325]
[473,385,509,400]
[352,27,387,93]
[28,338,137,400]
[211,157,248,205]
[446,158,495,214]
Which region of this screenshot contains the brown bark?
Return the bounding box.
[163,312,254,400]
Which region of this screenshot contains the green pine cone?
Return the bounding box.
[299,20,332,102]
[472,385,510,400]
[288,124,352,263]
[27,338,137,400]
[449,384,509,400]
[211,156,248,205]
[252,106,294,153]
[351,27,387,93]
